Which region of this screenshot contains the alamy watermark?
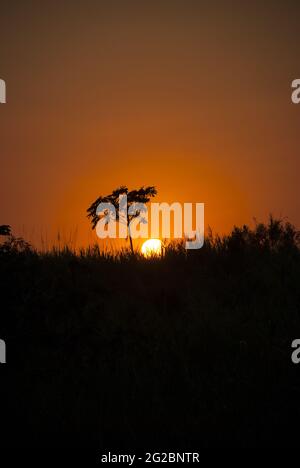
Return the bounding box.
[291,339,300,364]
[291,79,300,104]
[95,195,204,249]
[0,78,6,103]
[0,339,6,363]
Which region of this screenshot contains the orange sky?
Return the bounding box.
[0,1,300,248]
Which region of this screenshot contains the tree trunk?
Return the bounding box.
[129,234,134,255]
[127,219,134,255]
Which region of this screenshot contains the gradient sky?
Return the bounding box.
[0,0,300,247]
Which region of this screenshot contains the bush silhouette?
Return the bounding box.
[0,225,11,236]
[2,216,300,448]
[0,225,31,254]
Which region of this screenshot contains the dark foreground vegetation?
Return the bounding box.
[1,217,300,448]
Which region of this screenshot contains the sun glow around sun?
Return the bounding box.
[141,239,162,258]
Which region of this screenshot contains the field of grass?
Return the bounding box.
[1,217,300,447]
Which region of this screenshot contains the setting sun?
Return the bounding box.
[141,239,162,258]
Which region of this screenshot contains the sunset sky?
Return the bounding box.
[0,0,300,247]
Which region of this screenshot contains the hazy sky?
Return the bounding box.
[1,0,300,247]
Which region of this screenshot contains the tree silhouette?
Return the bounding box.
[87,186,157,254]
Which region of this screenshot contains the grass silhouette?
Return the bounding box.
[1,216,300,447]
